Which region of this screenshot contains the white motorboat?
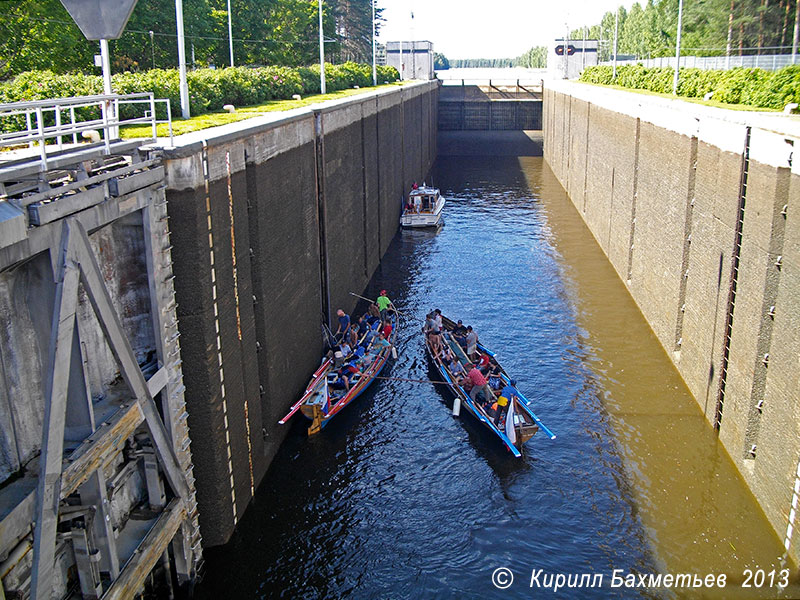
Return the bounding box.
[401,185,445,228]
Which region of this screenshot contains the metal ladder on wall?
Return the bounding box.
[715,126,752,432]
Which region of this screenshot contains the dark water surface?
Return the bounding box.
[195,157,793,599]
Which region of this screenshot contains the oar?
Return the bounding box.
[348,291,407,317]
[373,375,457,387]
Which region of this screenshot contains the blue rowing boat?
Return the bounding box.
[425,315,555,457]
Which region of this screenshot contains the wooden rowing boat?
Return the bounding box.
[424,314,555,457]
[278,312,398,435]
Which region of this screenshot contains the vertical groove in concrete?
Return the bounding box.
[314,112,331,328]
[626,118,641,282]
[360,105,369,279]
[674,136,699,353]
[607,167,616,250]
[583,103,591,213]
[743,166,790,459]
[566,96,573,197]
[401,89,406,200]
[374,97,382,255]
[715,126,752,431]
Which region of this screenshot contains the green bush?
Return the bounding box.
[377,65,400,83]
[0,62,400,132]
[580,65,614,85]
[712,67,767,105]
[580,63,800,110]
[751,64,800,109]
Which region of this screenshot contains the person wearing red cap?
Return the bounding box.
[376,290,394,321]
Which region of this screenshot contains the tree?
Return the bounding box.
[0,0,94,78]
[433,52,450,69]
[514,46,547,68]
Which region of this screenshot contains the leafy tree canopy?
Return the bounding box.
[0,0,384,79]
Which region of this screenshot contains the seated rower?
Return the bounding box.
[339,341,352,359]
[452,319,468,347]
[330,364,354,392]
[440,345,454,363]
[368,302,381,320]
[448,356,465,378]
[363,327,377,346]
[381,319,393,340]
[356,314,369,336]
[477,352,491,375]
[347,327,359,349]
[373,332,391,348]
[487,365,503,392]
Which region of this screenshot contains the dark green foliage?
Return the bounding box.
[580,63,800,109]
[571,0,799,62]
[0,0,384,79]
[0,62,400,126]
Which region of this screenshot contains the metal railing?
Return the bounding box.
[0,92,173,170]
[602,53,799,72]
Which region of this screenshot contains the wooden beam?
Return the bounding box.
[71,220,189,501]
[0,367,164,560]
[30,220,79,600]
[61,402,144,498]
[146,366,168,398]
[102,499,185,600]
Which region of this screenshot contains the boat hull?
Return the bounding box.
[424,315,555,456]
[283,312,397,435]
[401,188,445,228]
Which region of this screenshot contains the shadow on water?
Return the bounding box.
[194,154,794,600]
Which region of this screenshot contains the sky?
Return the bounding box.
[376,0,637,60]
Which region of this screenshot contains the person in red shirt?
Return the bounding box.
[381,319,393,340]
[460,364,490,406]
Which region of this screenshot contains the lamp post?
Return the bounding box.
[227,0,234,67]
[372,0,377,86]
[613,9,619,80]
[319,0,326,93]
[149,30,155,69]
[793,0,800,64]
[673,0,684,95]
[175,0,190,118]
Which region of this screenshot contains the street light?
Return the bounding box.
[319,0,326,93]
[673,0,684,95]
[372,0,377,86]
[227,0,234,67]
[175,0,190,118]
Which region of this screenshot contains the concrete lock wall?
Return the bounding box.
[544,81,800,563]
[163,80,438,546]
